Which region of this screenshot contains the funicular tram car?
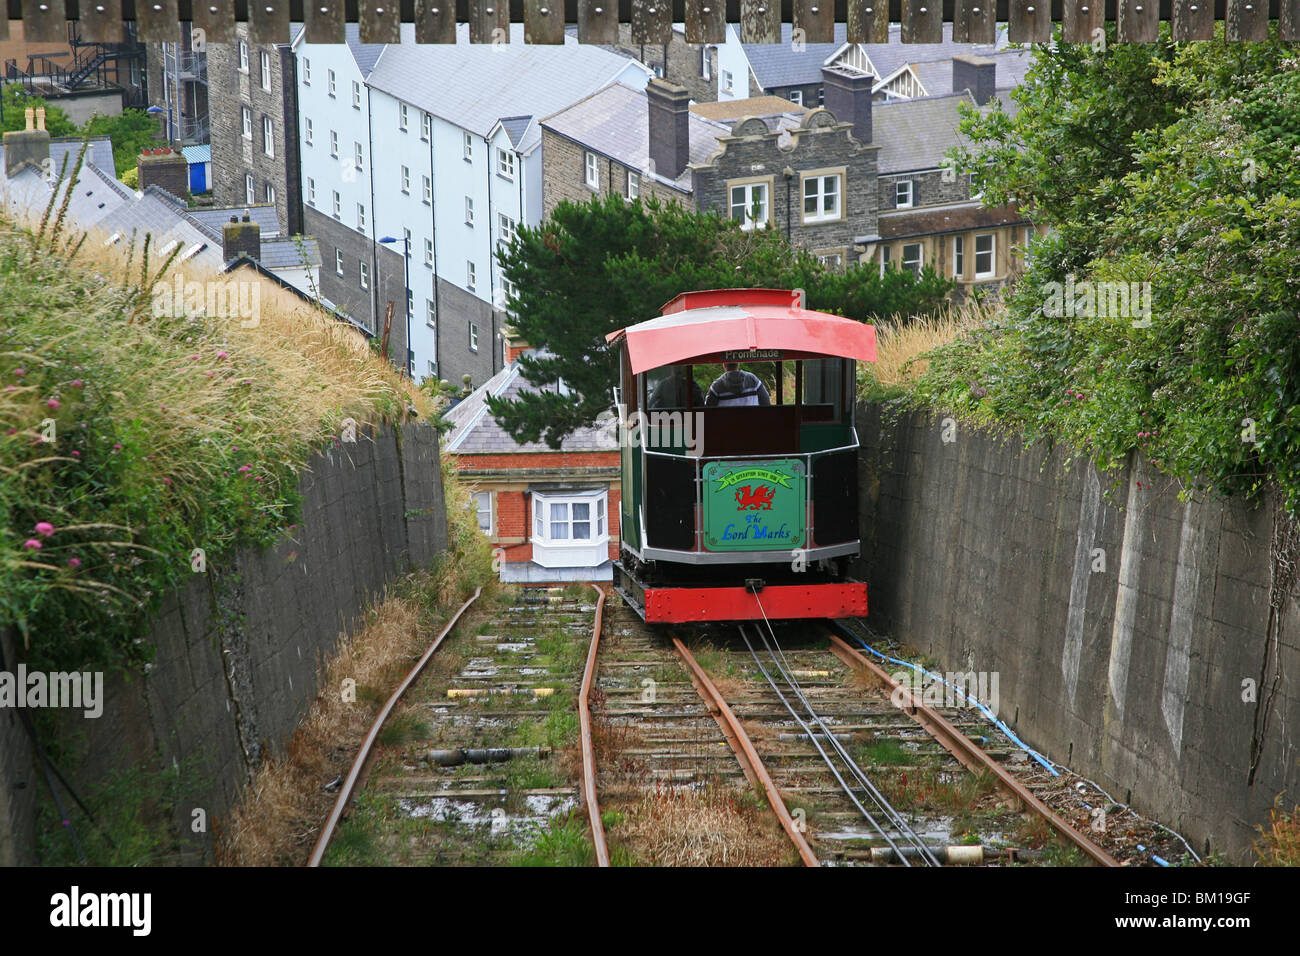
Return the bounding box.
[608,289,877,623]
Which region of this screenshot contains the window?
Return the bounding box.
[399,103,408,131]
[357,203,367,233]
[729,181,769,231]
[498,214,517,248]
[969,171,982,198]
[334,248,344,276]
[327,69,336,97]
[263,116,274,157]
[902,242,923,274]
[879,243,891,275]
[953,236,965,278]
[352,80,361,109]
[264,183,276,204]
[302,57,310,85]
[406,289,414,318]
[304,117,313,146]
[497,148,515,179]
[469,320,479,350]
[817,85,825,106]
[421,112,432,141]
[585,152,599,189]
[467,261,476,292]
[307,177,316,206]
[422,175,432,205]
[500,276,516,303]
[472,492,492,535]
[241,106,252,140]
[802,172,841,223]
[426,299,436,328]
[260,51,272,92]
[627,171,640,200]
[332,191,341,219]
[463,132,473,160]
[424,238,433,266]
[896,179,914,208]
[465,197,474,226]
[238,40,249,74]
[701,46,711,80]
[400,165,410,193]
[531,491,609,548]
[817,251,843,269]
[789,90,803,106]
[722,70,734,94]
[329,129,338,158]
[974,233,995,278]
[245,174,255,205]
[354,142,363,171]
[359,261,369,290]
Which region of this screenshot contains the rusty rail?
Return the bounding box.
[672,638,820,868]
[827,631,1121,868]
[306,587,482,868]
[579,585,610,867]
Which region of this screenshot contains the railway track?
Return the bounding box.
[310,585,609,866]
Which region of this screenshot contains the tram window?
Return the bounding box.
[803,358,844,414]
[647,366,704,409]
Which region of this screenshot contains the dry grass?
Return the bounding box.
[617,785,797,867]
[1254,802,1300,866]
[862,299,1001,392]
[216,588,430,866]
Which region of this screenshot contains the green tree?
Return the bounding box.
[1,83,77,136]
[83,109,163,178]
[489,194,952,448]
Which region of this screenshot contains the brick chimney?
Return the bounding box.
[222,212,261,263]
[646,78,691,181]
[821,67,873,144]
[137,145,190,199]
[503,326,531,364]
[953,54,996,106]
[3,107,52,179]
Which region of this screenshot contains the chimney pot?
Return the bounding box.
[24,107,34,131]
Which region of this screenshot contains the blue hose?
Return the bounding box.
[847,633,1060,777]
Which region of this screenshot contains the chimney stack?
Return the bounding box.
[821,67,874,144]
[222,212,261,263]
[137,145,190,200]
[3,106,52,179]
[953,54,996,106]
[646,78,691,181]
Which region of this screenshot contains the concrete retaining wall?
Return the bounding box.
[0,422,447,865]
[855,402,1299,861]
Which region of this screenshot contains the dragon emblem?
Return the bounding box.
[735,485,775,510]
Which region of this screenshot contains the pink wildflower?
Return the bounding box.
[67,557,81,568]
[70,380,83,387]
[22,539,41,550]
[34,522,55,538]
[46,399,60,410]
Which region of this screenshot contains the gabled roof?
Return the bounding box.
[871,91,978,173]
[0,135,117,181]
[345,21,388,77]
[365,22,650,139]
[444,360,618,455]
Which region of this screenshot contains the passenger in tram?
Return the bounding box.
[705,363,771,407]
[647,366,705,409]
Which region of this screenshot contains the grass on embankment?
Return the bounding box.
[0,200,429,671]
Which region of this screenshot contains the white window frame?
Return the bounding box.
[497,148,515,179]
[789,89,803,106]
[302,57,311,85]
[472,492,493,536]
[238,40,249,74]
[722,70,734,94]
[262,116,274,157]
[902,242,923,274]
[465,196,475,225]
[304,117,313,146]
[327,69,336,97]
[585,151,599,189]
[329,129,338,158]
[307,177,316,206]
[357,203,367,233]
[463,132,473,161]
[896,179,914,209]
[352,80,361,109]
[424,238,434,266]
[953,235,965,278]
[422,112,432,141]
[729,179,770,232]
[467,261,477,293]
[260,51,272,92]
[399,103,409,131]
[241,106,252,140]
[469,319,479,350]
[332,191,341,219]
[400,165,410,194]
[264,183,276,204]
[359,261,369,290]
[244,174,255,205]
[531,491,609,549]
[335,248,344,276]
[354,141,364,171]
[627,170,640,200]
[422,175,432,205]
[801,170,842,224]
[879,243,891,276]
[974,233,995,278]
[498,213,517,249]
[426,299,436,329]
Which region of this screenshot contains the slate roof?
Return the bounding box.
[871,91,980,173]
[743,22,1014,92]
[908,48,1032,99]
[542,82,727,192]
[0,135,117,180]
[258,236,323,269]
[445,360,618,455]
[498,116,534,149]
[365,23,649,139]
[344,22,388,78]
[187,203,282,240]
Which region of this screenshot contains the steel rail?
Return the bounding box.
[741,622,940,866]
[826,630,1121,868]
[307,587,482,868]
[578,584,610,867]
[672,637,820,868]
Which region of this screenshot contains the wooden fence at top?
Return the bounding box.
[2,0,1298,45]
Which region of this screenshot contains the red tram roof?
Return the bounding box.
[606,288,877,374]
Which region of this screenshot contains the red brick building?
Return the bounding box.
[444,340,620,583]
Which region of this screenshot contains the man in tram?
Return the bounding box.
[705,362,771,407]
[647,365,705,409]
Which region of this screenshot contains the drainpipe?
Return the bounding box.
[366,84,380,343]
[783,166,794,240]
[429,119,441,380]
